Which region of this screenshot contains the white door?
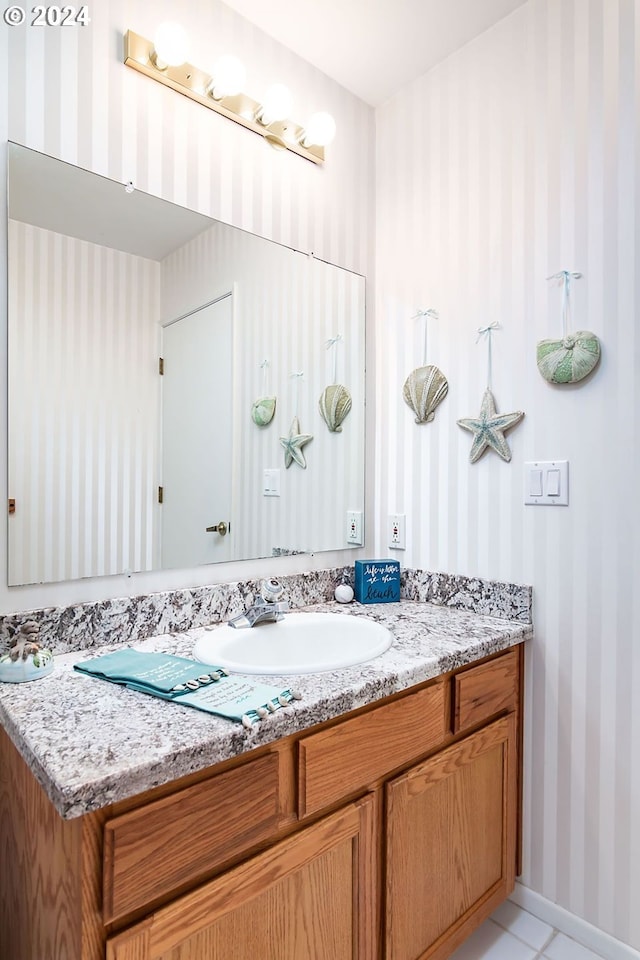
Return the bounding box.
[161,295,233,568]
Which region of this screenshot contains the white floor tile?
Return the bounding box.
[490,899,555,950]
[448,919,538,960]
[543,932,605,960]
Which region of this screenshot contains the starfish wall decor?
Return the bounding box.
[280,416,313,469]
[457,388,524,463]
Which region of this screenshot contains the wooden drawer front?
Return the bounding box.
[298,681,446,818]
[103,751,283,923]
[453,648,519,734]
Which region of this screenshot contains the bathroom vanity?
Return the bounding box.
[0,579,531,960]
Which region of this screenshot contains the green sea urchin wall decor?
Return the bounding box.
[536,332,600,384]
[539,271,601,384]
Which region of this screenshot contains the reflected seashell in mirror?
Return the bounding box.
[402,364,449,424]
[251,396,277,426]
[319,383,352,433]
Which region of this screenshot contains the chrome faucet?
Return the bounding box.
[227,578,289,629]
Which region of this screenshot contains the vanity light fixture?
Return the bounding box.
[124,27,336,164]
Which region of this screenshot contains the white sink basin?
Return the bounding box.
[192,612,392,675]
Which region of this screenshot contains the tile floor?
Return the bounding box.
[448,900,606,960]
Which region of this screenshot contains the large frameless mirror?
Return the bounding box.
[7,143,365,586]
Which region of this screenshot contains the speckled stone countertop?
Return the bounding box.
[0,598,532,819]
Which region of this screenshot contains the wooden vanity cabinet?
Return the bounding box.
[106,795,378,960]
[0,643,523,960]
[385,714,517,960]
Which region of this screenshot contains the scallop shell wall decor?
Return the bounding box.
[536,331,601,384]
[251,396,276,427]
[403,365,449,424]
[318,384,352,433]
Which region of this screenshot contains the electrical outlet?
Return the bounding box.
[389,514,406,550]
[262,469,280,497]
[346,510,363,545]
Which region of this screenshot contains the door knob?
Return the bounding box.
[206,521,228,536]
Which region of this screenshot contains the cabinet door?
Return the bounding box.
[107,795,377,960]
[385,714,517,960]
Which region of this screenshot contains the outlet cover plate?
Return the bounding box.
[347,510,363,545]
[389,514,406,550]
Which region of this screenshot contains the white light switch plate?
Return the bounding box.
[262,468,280,497]
[524,460,569,505]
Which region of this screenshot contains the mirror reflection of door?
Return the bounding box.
[160,295,233,568]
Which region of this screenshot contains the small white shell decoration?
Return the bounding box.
[251,396,276,427]
[334,583,354,603]
[403,364,449,424]
[536,331,601,384]
[319,383,352,433]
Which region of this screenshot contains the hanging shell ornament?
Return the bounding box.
[403,365,449,424]
[251,396,277,427]
[318,384,352,433]
[536,331,601,384]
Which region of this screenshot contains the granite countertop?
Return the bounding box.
[0,599,532,819]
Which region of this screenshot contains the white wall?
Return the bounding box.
[162,220,365,562]
[0,0,375,609]
[375,0,639,948]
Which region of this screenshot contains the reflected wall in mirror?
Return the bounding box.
[7,143,365,586]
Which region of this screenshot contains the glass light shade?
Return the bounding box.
[210,55,246,99]
[258,84,293,124]
[301,112,336,147]
[153,22,189,67]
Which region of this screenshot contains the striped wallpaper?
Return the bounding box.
[8,220,161,584]
[375,0,639,949]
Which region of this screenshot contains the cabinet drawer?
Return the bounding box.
[103,751,284,923]
[452,648,519,734]
[298,680,446,818]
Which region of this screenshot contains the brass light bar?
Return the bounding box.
[124,31,325,165]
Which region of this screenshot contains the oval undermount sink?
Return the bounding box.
[192,612,392,675]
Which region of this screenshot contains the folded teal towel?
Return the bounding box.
[74,648,301,728]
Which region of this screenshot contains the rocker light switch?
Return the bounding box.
[529,469,543,498]
[524,461,569,506]
[547,469,561,496]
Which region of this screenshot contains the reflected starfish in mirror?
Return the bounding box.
[280,416,313,469]
[457,388,524,463]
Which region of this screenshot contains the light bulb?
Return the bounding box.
[152,22,189,68]
[256,84,293,125]
[301,112,336,148]
[208,55,246,100]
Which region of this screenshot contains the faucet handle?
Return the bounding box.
[261,578,284,603]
